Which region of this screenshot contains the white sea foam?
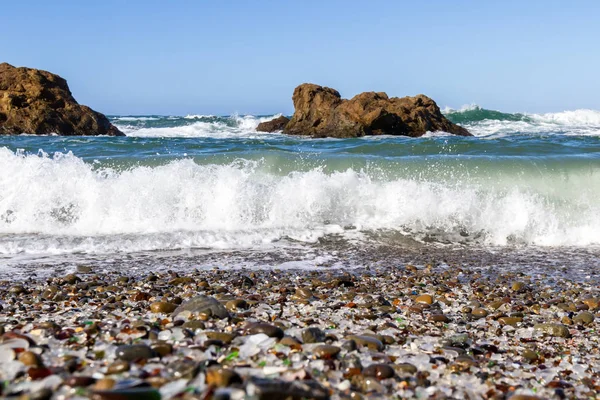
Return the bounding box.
[0,148,599,257]
[117,114,283,138]
[445,105,600,137]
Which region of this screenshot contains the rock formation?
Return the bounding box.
[256,115,290,132]
[283,83,470,138]
[0,63,123,136]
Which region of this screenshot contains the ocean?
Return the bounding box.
[1,106,599,279]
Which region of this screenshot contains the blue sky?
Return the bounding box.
[1,1,599,115]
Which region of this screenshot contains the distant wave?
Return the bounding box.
[444,105,600,137]
[109,107,600,138]
[112,114,283,138]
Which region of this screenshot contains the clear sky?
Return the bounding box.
[1,1,599,115]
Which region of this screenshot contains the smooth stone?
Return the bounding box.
[498,317,523,326]
[150,302,177,314]
[511,282,525,291]
[313,345,341,359]
[150,342,173,357]
[415,294,433,305]
[206,367,242,387]
[8,285,25,294]
[115,344,155,362]
[18,350,43,367]
[522,349,539,362]
[429,314,450,323]
[507,396,542,400]
[472,308,488,319]
[182,320,206,331]
[302,327,326,343]
[206,331,236,344]
[573,311,595,324]
[106,360,130,374]
[65,376,97,387]
[280,336,302,347]
[489,300,505,310]
[28,366,52,380]
[246,323,284,339]
[393,363,418,375]
[292,287,314,301]
[346,335,384,351]
[63,274,81,284]
[534,323,571,338]
[362,363,395,380]
[582,298,599,310]
[168,277,194,285]
[225,299,249,312]
[167,359,201,380]
[172,295,230,319]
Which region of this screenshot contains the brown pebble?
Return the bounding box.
[206,367,242,387]
[582,298,599,310]
[280,336,302,348]
[363,363,395,380]
[18,351,43,367]
[106,360,130,374]
[534,323,571,338]
[313,345,341,359]
[93,378,116,390]
[28,367,52,380]
[498,317,523,326]
[206,331,236,344]
[225,299,249,312]
[471,308,488,318]
[246,323,284,339]
[150,301,177,314]
[65,376,97,387]
[429,314,450,323]
[415,294,433,305]
[573,311,594,324]
[150,342,173,357]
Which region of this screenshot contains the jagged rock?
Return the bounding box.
[256,116,289,132]
[283,83,470,138]
[0,63,123,136]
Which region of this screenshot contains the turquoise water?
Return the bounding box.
[0,106,599,274]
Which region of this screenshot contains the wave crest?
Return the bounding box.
[0,148,599,257]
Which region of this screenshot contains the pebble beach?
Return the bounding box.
[1,261,599,400]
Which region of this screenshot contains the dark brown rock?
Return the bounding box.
[283,83,470,138]
[0,63,123,136]
[363,363,395,380]
[245,322,284,339]
[256,116,290,132]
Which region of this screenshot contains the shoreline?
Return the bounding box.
[1,259,599,399]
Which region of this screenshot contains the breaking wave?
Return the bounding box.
[444,105,600,137]
[113,114,284,138]
[1,147,599,257]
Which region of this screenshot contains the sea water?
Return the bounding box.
[1,107,599,278]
